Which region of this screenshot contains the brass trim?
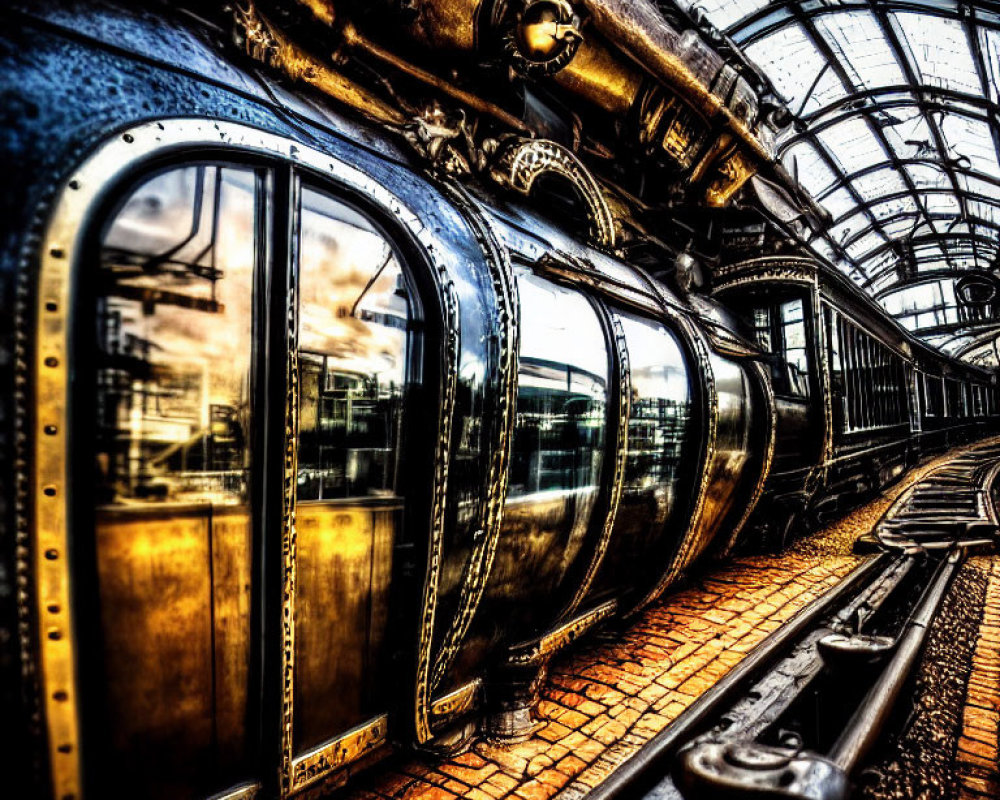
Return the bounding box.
[561,312,631,618]
[32,139,85,800]
[427,183,519,699]
[411,242,462,745]
[489,138,618,249]
[30,118,468,796]
[208,782,262,800]
[429,679,482,722]
[279,175,302,797]
[504,600,618,667]
[289,715,388,793]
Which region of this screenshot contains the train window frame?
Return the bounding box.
[30,120,447,800]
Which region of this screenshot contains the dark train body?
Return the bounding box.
[0,3,996,800]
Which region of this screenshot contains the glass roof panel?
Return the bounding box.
[818,186,858,221]
[905,162,951,191]
[880,111,937,162]
[938,113,1000,180]
[681,0,769,32]
[923,193,961,216]
[849,166,908,202]
[815,11,906,90]
[893,12,982,96]
[782,140,839,196]
[982,28,1000,105]
[846,229,888,260]
[744,25,847,114]
[816,117,888,173]
[869,195,919,220]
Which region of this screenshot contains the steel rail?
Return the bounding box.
[573,553,889,800]
[828,547,964,772]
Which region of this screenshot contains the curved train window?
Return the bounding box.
[596,310,692,591]
[508,271,608,497]
[95,163,258,796]
[497,269,608,590]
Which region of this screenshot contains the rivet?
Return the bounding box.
[49,248,64,259]
[45,301,58,312]
[68,179,80,191]
[57,744,73,754]
[44,357,59,368]
[44,425,57,435]
[44,549,59,560]
[43,486,57,497]
[122,133,134,143]
[47,628,61,641]
[53,690,68,702]
[47,603,60,614]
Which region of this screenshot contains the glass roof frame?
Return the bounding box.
[683,0,1000,365]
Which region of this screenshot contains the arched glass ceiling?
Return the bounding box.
[679,0,1000,366]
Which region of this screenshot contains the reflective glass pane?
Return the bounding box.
[94,164,258,798]
[508,271,608,498]
[296,189,409,501]
[293,186,410,756]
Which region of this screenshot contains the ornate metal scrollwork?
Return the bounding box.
[488,137,617,249]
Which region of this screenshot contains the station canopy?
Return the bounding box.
[679,0,1000,367]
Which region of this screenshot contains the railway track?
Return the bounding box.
[570,442,1000,800]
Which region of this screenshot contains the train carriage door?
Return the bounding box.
[280,184,415,793]
[82,161,421,800]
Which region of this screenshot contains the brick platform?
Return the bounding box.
[956,556,1000,800]
[347,550,861,800]
[341,441,1000,800]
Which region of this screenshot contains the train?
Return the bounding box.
[0,2,996,799]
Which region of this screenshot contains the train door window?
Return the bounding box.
[291,186,411,759]
[93,164,259,797]
[501,269,608,586]
[750,296,810,398]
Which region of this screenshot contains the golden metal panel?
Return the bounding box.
[212,509,254,765]
[95,508,215,768]
[293,502,398,755]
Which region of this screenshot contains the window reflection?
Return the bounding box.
[507,271,607,498]
[618,312,691,520]
[97,165,256,504]
[296,189,409,500]
[750,297,810,397]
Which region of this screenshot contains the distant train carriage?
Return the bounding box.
[714,256,999,546]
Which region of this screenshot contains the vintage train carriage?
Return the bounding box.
[0,4,780,799]
[713,255,999,542]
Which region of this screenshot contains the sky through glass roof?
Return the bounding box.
[679,0,1000,366]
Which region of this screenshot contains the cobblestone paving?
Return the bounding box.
[956,556,1000,800]
[349,549,861,800]
[342,440,1000,800]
